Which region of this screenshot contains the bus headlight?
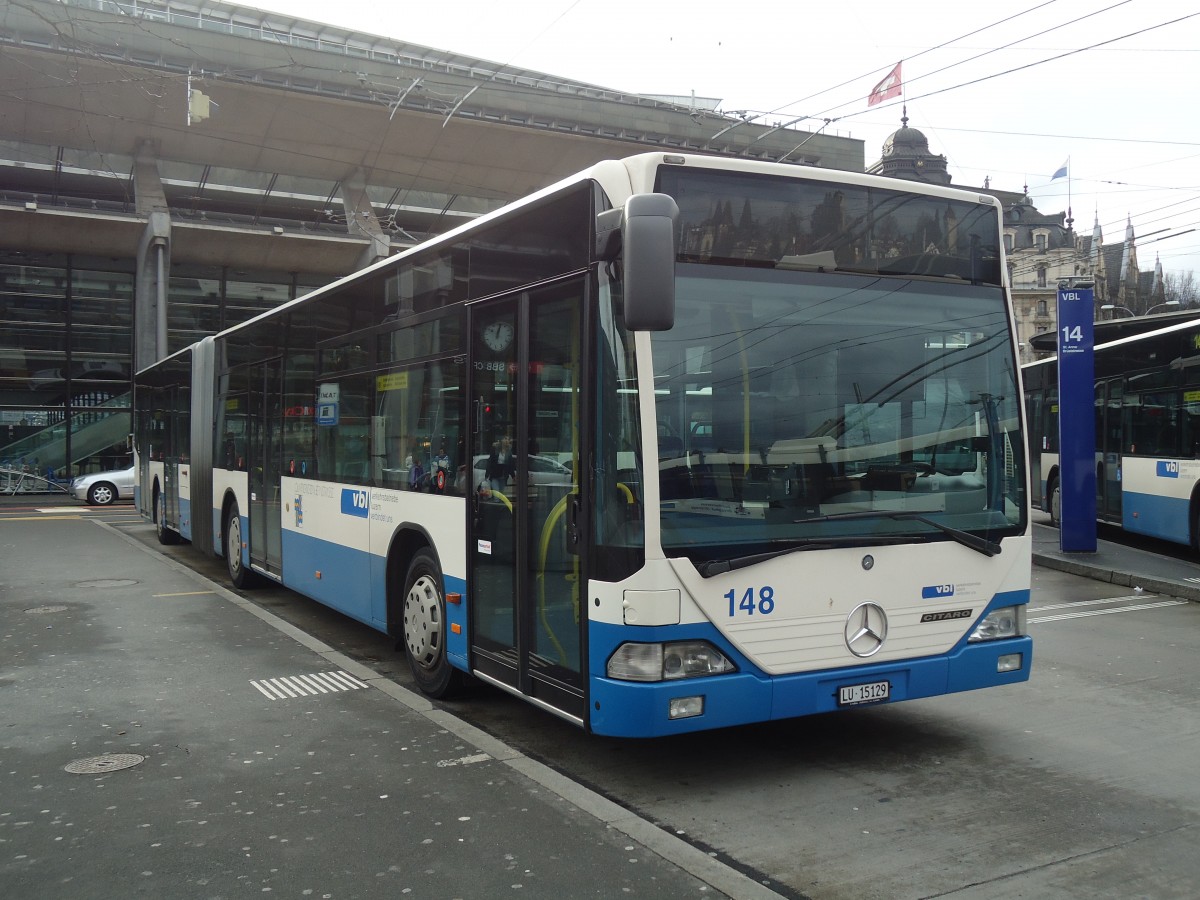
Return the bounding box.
[968,605,1026,642]
[607,641,736,682]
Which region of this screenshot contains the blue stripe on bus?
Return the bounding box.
[278,529,469,666]
[587,591,1031,738]
[1122,490,1191,546]
[282,530,376,624]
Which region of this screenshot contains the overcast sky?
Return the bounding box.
[246,0,1200,285]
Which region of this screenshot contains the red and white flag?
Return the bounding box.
[868,62,902,107]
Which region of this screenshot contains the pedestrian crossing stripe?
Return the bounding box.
[250,670,369,700]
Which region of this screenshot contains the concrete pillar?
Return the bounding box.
[132,142,172,370]
[341,169,391,270]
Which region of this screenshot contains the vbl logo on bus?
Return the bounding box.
[921,584,955,599]
[341,488,370,518]
[1157,461,1180,478]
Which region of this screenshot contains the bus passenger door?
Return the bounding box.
[248,359,283,578]
[162,385,179,527]
[1025,390,1043,508]
[1098,379,1123,522]
[468,282,587,721]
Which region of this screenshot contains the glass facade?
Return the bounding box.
[0,249,328,480]
[0,253,132,479]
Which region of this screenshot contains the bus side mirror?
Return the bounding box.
[596,193,678,332]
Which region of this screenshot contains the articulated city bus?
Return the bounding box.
[1025,315,1200,548]
[136,152,1032,737]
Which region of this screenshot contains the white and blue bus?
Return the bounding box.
[136,153,1031,737]
[1024,313,1200,548]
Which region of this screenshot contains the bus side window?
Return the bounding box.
[316,373,371,481]
[374,359,463,493]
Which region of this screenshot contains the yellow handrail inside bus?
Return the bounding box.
[536,491,577,665]
[481,487,512,512]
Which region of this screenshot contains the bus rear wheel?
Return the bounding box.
[155,490,180,545]
[401,549,461,698]
[1048,476,1061,528]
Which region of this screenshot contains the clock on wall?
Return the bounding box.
[482,320,514,352]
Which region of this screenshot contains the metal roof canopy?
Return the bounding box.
[0,0,863,270]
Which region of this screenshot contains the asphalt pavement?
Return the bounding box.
[0,495,774,900]
[2,493,1197,899]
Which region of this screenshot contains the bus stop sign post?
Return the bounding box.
[1056,283,1097,553]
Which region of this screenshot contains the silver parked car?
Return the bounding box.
[471,454,572,490]
[72,465,136,506]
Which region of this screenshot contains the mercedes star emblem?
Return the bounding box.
[845,601,888,657]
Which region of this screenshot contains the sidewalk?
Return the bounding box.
[0,506,776,899]
[1032,521,1200,602]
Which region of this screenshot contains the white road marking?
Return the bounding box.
[1029,599,1188,623]
[250,670,368,700]
[436,753,492,768]
[1030,594,1155,612]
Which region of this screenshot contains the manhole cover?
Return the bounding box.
[64,753,146,774]
[25,605,69,614]
[74,579,138,589]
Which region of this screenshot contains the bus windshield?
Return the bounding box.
[652,264,1024,566]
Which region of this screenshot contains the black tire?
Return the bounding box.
[401,549,461,698]
[224,501,255,588]
[1048,475,1061,528]
[155,489,180,545]
[87,482,117,506]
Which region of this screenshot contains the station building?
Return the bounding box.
[1,0,867,477]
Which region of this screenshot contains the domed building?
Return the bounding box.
[866,112,952,185]
[865,112,1134,363]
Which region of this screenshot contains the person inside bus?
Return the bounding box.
[406,441,425,490]
[484,434,515,491]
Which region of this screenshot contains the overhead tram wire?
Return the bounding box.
[892,0,1136,168]
[386,0,584,214]
[707,0,1062,149]
[882,0,1136,106]
[857,10,1200,126]
[718,3,1175,156]
[734,0,1061,126]
[913,122,1200,150]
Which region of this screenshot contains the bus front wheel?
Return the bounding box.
[1048,476,1061,528]
[225,501,254,588]
[401,549,461,698]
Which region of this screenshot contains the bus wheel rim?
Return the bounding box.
[404,575,442,669]
[228,515,241,574]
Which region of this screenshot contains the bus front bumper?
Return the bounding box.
[587,636,1032,738]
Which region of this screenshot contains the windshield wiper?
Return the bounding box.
[694,535,918,577]
[693,513,1000,578]
[812,510,1002,557]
